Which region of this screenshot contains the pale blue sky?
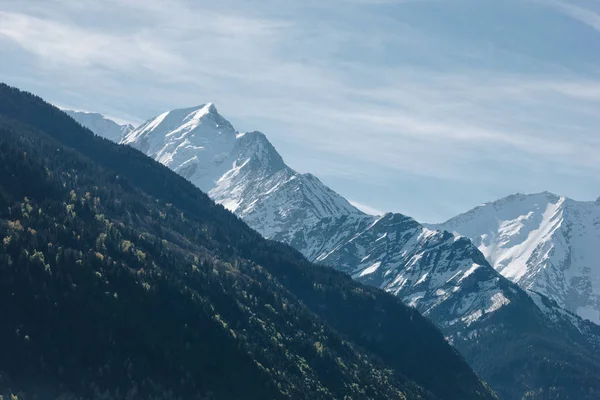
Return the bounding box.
[1,0,600,222]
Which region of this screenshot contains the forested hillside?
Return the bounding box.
[0,84,496,399]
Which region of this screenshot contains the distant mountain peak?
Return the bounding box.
[185,102,222,120]
[119,105,361,238]
[433,191,600,324]
[64,109,134,142]
[205,102,218,113]
[235,131,287,172]
[120,103,239,171]
[492,191,561,205]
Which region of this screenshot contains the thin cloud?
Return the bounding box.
[0,11,183,72]
[349,200,385,216]
[546,0,600,33]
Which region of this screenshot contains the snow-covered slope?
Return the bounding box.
[431,192,600,324]
[65,110,134,142]
[121,104,363,238]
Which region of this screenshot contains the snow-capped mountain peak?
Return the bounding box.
[121,104,236,163]
[235,131,287,171]
[121,104,362,239]
[431,192,600,324]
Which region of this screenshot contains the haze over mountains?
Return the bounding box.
[68,101,600,399]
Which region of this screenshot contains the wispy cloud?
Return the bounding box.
[545,0,600,33]
[349,200,385,216]
[0,11,184,73]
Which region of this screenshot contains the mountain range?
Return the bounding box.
[73,102,600,400]
[0,83,498,400]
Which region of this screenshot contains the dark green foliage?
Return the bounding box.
[0,83,496,400]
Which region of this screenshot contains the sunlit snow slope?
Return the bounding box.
[431,192,600,324]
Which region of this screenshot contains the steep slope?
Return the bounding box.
[0,84,498,400]
[431,192,600,324]
[64,110,134,142]
[121,105,363,239]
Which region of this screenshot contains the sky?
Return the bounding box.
[1,0,600,222]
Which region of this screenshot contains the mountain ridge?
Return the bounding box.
[431,191,600,325]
